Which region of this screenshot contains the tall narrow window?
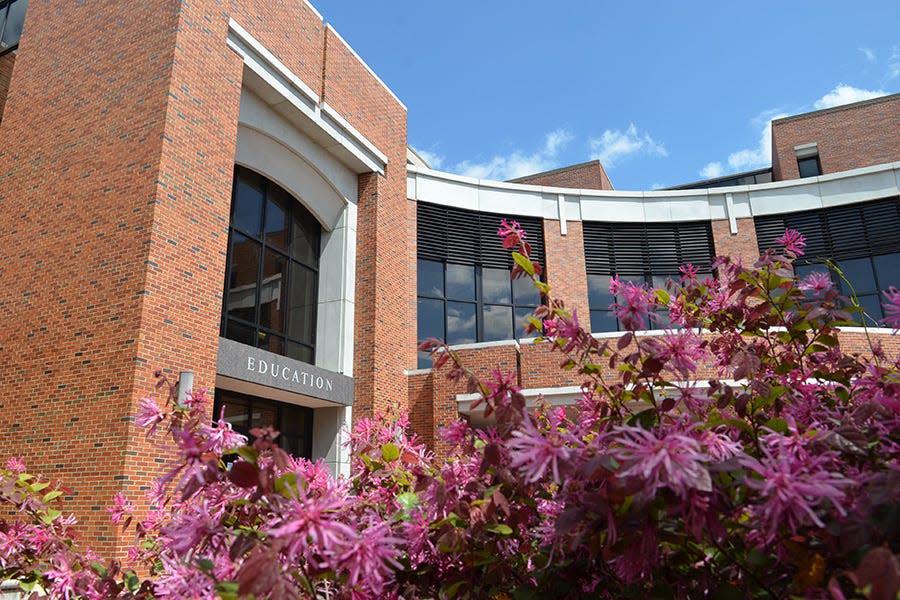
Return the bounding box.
[221,166,320,363]
[0,0,27,54]
[583,221,715,332]
[795,142,821,178]
[756,197,900,326]
[416,203,545,368]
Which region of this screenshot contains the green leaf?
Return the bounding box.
[41,507,62,524]
[42,490,63,503]
[91,561,108,577]
[654,288,671,305]
[216,581,240,600]
[442,580,467,598]
[124,571,141,593]
[30,481,50,493]
[511,252,535,277]
[484,523,513,535]
[197,558,214,572]
[765,417,788,434]
[396,492,419,511]
[628,408,657,430]
[275,472,298,496]
[237,446,258,464]
[381,443,401,462]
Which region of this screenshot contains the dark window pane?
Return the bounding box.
[839,257,876,295]
[227,233,259,322]
[233,170,264,235]
[258,332,283,355]
[225,319,256,347]
[857,294,883,325]
[220,395,250,436]
[512,275,540,306]
[590,310,618,333]
[280,403,311,436]
[797,156,821,178]
[280,434,308,457]
[259,250,287,331]
[446,264,475,300]
[287,263,316,345]
[285,341,314,364]
[482,268,511,304]
[417,259,444,297]
[417,351,432,369]
[417,298,444,344]
[795,262,829,281]
[651,274,671,290]
[515,306,535,338]
[292,207,319,267]
[1,0,26,50]
[483,304,513,342]
[446,301,476,345]
[874,253,900,290]
[250,401,277,430]
[588,274,615,310]
[264,187,290,251]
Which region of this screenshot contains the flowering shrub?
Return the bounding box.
[2,223,900,598]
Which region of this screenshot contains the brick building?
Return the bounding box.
[0,0,898,554]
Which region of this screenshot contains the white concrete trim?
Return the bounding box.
[404,368,433,376]
[557,194,567,235]
[302,0,324,21]
[407,162,900,224]
[227,18,387,175]
[446,339,520,351]
[836,326,897,335]
[324,23,408,111]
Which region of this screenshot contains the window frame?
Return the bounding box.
[797,155,822,178]
[213,390,314,459]
[0,0,27,56]
[221,166,321,363]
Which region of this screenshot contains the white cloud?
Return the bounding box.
[813,84,886,109]
[859,47,876,62]
[588,124,667,168]
[414,148,444,170]
[453,128,573,180]
[888,45,900,80]
[700,162,724,179]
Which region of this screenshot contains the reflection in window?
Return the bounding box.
[221,167,320,363]
[0,0,27,54]
[756,198,900,327]
[584,221,715,333]
[214,391,312,458]
[416,259,542,367]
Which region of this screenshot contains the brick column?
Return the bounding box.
[542,219,590,322]
[711,217,760,265]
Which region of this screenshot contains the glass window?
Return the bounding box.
[417,259,443,297]
[797,156,821,178]
[446,301,477,345]
[221,167,320,363]
[874,253,900,291]
[483,305,513,342]
[0,0,27,53]
[446,264,475,301]
[214,391,313,459]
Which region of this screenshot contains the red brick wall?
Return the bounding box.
[771,94,900,181]
[321,29,411,417]
[542,219,590,321]
[510,160,614,190]
[711,217,760,264]
[407,372,434,449]
[0,0,186,555]
[0,52,15,122]
[227,0,325,97]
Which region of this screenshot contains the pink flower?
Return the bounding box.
[608,426,712,498]
[5,456,26,473]
[199,408,247,455]
[882,286,900,330]
[695,429,743,462]
[542,310,582,352]
[337,520,404,595]
[679,263,699,284]
[613,281,653,331]
[775,228,806,257]
[798,271,833,295]
[497,218,526,249]
[656,329,707,376]
[740,440,851,544]
[135,396,165,435]
[107,491,135,525]
[509,413,574,484]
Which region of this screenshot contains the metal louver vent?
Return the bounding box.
[417,202,545,268]
[583,221,715,275]
[755,197,900,261]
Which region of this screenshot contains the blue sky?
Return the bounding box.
[317,1,899,190]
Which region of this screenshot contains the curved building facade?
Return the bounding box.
[0,0,897,554]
